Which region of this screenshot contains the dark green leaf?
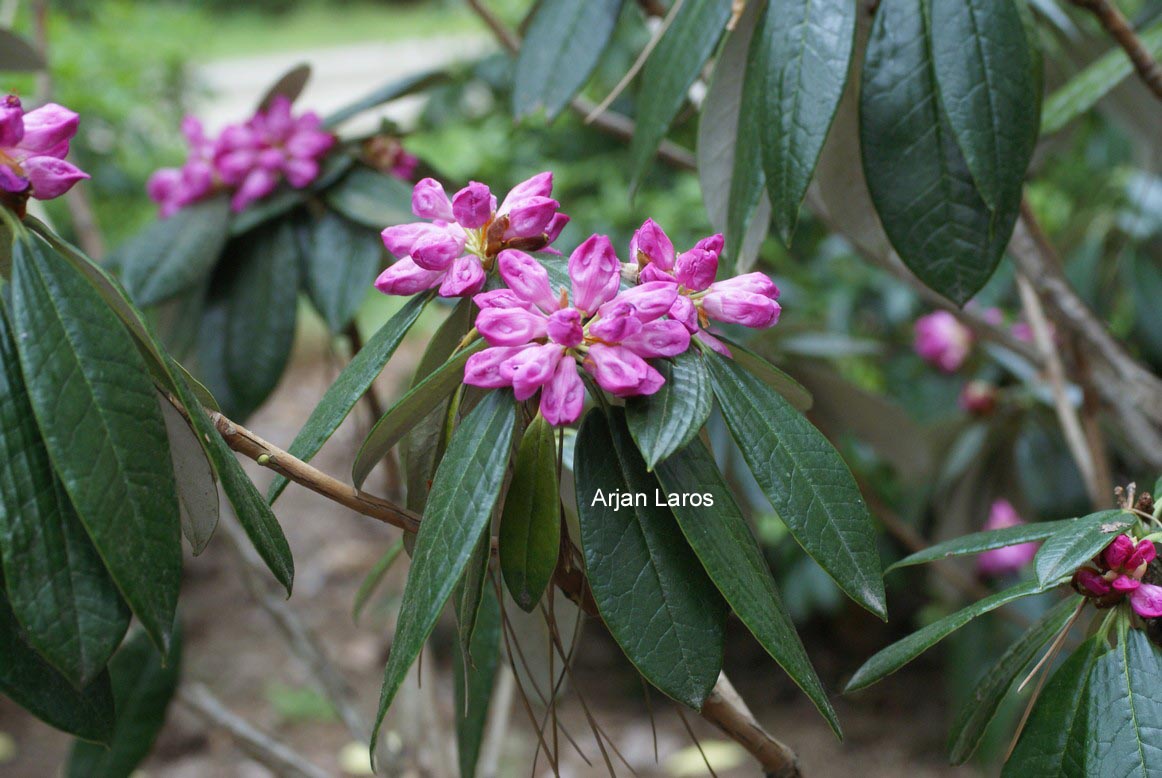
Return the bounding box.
[352,340,484,489]
[11,239,180,653]
[370,391,515,762]
[0,585,113,743]
[930,0,1037,213]
[728,22,771,270]
[454,527,493,677]
[1086,628,1162,776]
[1004,636,1102,776]
[626,350,713,470]
[845,580,1046,692]
[324,166,415,230]
[1033,509,1132,588]
[513,0,625,120]
[198,220,300,420]
[352,539,404,624]
[860,0,1013,304]
[704,349,885,618]
[948,597,1078,764]
[303,210,382,333]
[0,29,45,71]
[751,0,855,243]
[574,409,725,709]
[268,293,430,503]
[453,583,501,778]
[888,518,1078,572]
[324,67,452,128]
[256,63,311,111]
[66,627,182,778]
[159,396,219,555]
[630,0,731,185]
[116,197,231,307]
[0,306,129,686]
[717,337,812,412]
[655,437,838,734]
[500,416,560,611]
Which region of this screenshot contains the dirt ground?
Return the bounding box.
[0,319,968,778]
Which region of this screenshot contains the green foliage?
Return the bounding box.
[499,415,561,612]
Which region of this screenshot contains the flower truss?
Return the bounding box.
[1073,534,1162,618]
[0,95,88,212]
[147,96,335,217]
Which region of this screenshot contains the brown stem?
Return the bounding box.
[701,674,801,778]
[1071,0,1162,100]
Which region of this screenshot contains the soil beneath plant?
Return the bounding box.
[0,323,965,778]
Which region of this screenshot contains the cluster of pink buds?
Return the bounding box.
[0,95,88,211]
[1073,534,1162,618]
[977,500,1038,576]
[147,96,335,217]
[913,311,974,373]
[375,173,568,299]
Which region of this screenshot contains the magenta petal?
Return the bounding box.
[977,543,1038,576]
[1074,568,1112,597]
[452,181,493,229]
[0,165,29,194]
[547,308,584,348]
[23,156,89,199]
[602,282,677,323]
[0,95,25,147]
[543,212,570,245]
[499,171,553,212]
[588,300,643,343]
[693,233,724,257]
[475,307,549,347]
[464,346,525,388]
[701,291,781,329]
[669,295,698,331]
[284,128,334,159]
[1128,539,1157,569]
[541,357,585,426]
[381,222,438,258]
[675,248,718,291]
[230,167,279,211]
[497,250,558,311]
[706,272,780,299]
[1111,575,1141,592]
[410,229,465,271]
[984,499,1022,531]
[147,168,182,205]
[584,344,655,397]
[630,218,675,270]
[1102,535,1136,571]
[438,255,486,298]
[411,177,454,221]
[19,103,79,155]
[374,257,444,296]
[694,329,732,357]
[1131,584,1162,618]
[503,196,559,239]
[473,288,538,312]
[501,343,562,401]
[282,156,319,188]
[913,311,973,373]
[621,320,691,358]
[568,234,621,314]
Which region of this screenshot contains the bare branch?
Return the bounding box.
[700,674,801,778]
[1071,0,1162,100]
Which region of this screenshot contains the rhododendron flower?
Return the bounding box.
[375,173,568,299]
[913,311,973,372]
[627,219,780,356]
[0,95,88,206]
[1072,534,1162,618]
[958,380,998,415]
[147,117,217,218]
[463,236,689,425]
[977,500,1038,576]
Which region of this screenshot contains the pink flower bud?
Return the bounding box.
[438,255,486,297]
[19,103,79,156]
[374,257,445,296]
[391,151,419,181]
[0,165,29,195]
[706,272,779,299]
[283,156,320,188]
[411,177,454,221]
[1102,535,1136,571]
[0,95,24,147]
[674,248,718,291]
[913,311,973,373]
[958,380,998,415]
[977,500,1038,576]
[452,181,494,229]
[630,218,675,270]
[381,223,437,258]
[499,171,553,212]
[231,167,279,211]
[638,263,676,284]
[584,344,663,397]
[23,156,89,200]
[544,212,570,244]
[147,168,183,206]
[1128,539,1157,569]
[474,288,538,312]
[1073,568,1111,597]
[700,291,781,329]
[568,234,621,314]
[547,308,584,348]
[476,307,549,347]
[540,356,585,426]
[504,196,560,239]
[694,233,724,257]
[588,301,643,343]
[1131,584,1162,618]
[1112,575,1141,592]
[410,229,466,271]
[602,282,677,322]
[502,343,562,401]
[695,330,732,357]
[621,320,691,359]
[497,249,558,311]
[669,295,698,331]
[464,346,526,388]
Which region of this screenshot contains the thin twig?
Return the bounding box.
[178,683,331,778]
[700,674,801,778]
[586,0,685,123]
[1071,0,1162,100]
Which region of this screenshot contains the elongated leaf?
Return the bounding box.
[655,438,838,734]
[159,396,219,555]
[352,539,404,624]
[1033,509,1131,588]
[948,597,1078,764]
[0,29,44,70]
[500,416,560,611]
[888,518,1078,572]
[453,584,501,778]
[11,239,180,653]
[845,580,1045,692]
[454,525,494,674]
[630,0,731,185]
[751,0,854,243]
[303,210,382,333]
[697,0,769,271]
[0,585,113,743]
[353,341,484,489]
[0,306,129,686]
[324,67,451,128]
[269,294,430,503]
[199,220,300,421]
[324,166,415,230]
[704,349,885,618]
[1042,20,1162,135]
[116,197,231,307]
[930,0,1036,213]
[1004,637,1102,777]
[860,0,1012,304]
[256,63,311,112]
[575,410,725,709]
[370,391,515,762]
[513,0,625,120]
[717,337,812,411]
[626,351,712,471]
[1086,628,1162,776]
[66,627,182,778]
[729,19,772,269]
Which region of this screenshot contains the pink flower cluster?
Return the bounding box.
[912,307,1049,375]
[0,95,88,206]
[1073,535,1162,618]
[977,500,1038,576]
[375,173,568,299]
[147,96,335,217]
